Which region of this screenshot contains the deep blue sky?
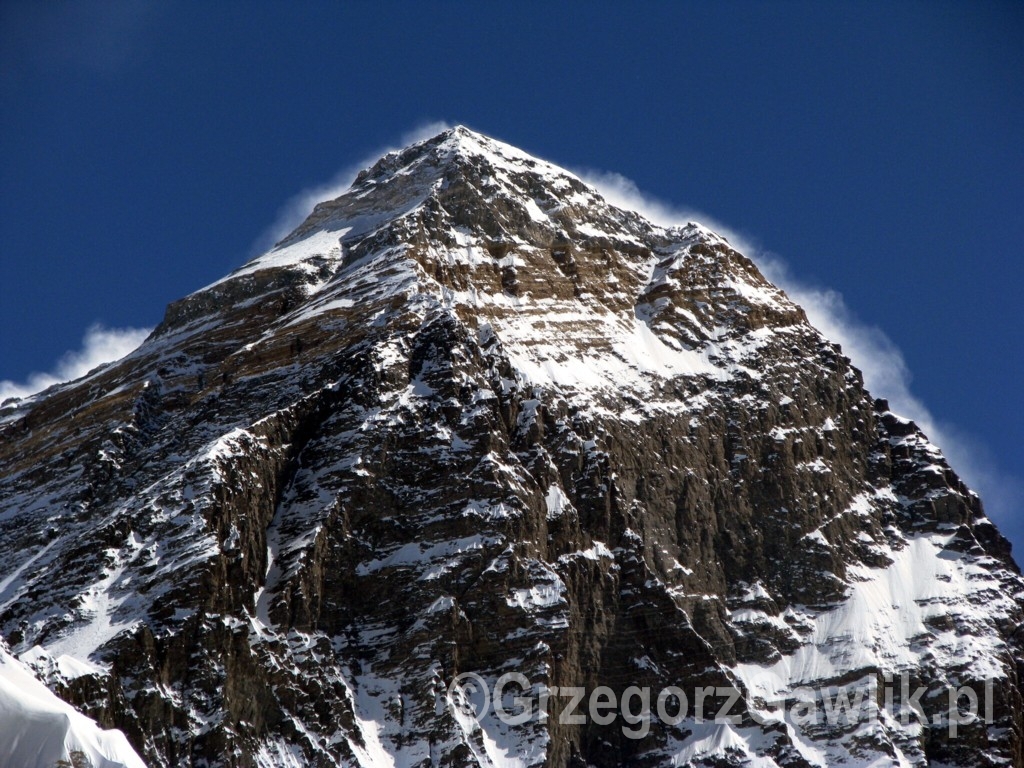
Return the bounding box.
[2,2,1021,550]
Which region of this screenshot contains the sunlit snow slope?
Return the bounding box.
[0,640,145,768]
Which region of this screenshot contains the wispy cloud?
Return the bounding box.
[0,324,151,404]
[580,170,1020,533]
[573,169,757,252]
[250,121,453,255]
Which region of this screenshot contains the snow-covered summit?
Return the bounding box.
[354,125,580,189]
[160,131,803,411]
[208,126,656,288]
[280,124,591,243]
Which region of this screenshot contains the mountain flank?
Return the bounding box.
[1,126,1021,767]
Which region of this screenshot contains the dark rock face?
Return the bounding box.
[2,126,1022,766]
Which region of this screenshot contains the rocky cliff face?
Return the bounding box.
[1,126,1022,767]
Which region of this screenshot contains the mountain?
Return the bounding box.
[1,126,1022,767]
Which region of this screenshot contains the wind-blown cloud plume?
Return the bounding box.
[0,324,151,403]
[574,170,752,251]
[579,169,1020,533]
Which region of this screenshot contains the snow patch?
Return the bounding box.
[0,643,145,768]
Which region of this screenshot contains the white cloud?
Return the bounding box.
[0,324,151,403]
[250,121,453,255]
[574,169,758,253]
[757,256,928,420]
[580,169,1019,530]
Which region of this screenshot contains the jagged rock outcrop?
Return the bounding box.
[1,126,1022,766]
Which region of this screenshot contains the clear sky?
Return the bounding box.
[1,2,1021,551]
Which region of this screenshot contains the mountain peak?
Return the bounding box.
[251,128,642,277]
[3,128,1022,767]
[177,129,799,361]
[348,124,579,194]
[433,122,493,147]
[435,124,564,171]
